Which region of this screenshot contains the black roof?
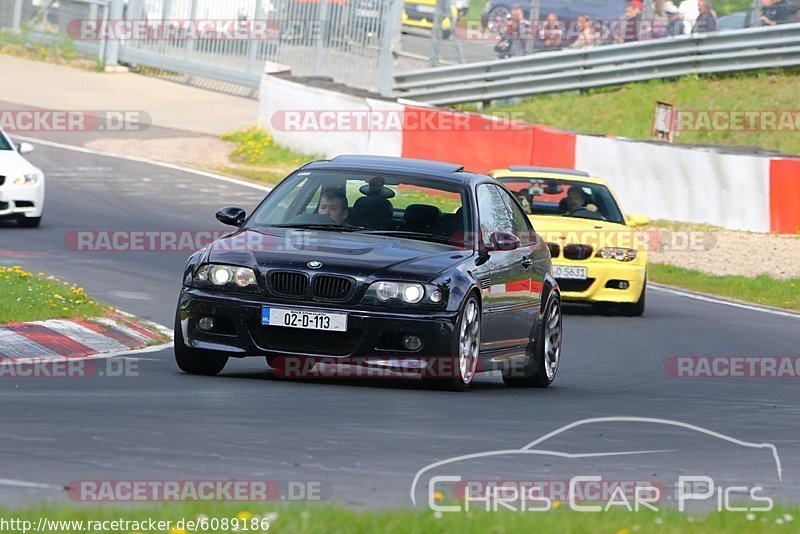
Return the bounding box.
[303,155,484,184]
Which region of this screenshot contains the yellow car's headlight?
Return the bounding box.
[598,248,637,262]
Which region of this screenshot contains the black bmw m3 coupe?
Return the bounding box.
[175,155,562,390]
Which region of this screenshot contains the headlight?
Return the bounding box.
[364,281,443,306]
[13,173,39,186]
[598,248,637,262]
[194,264,258,290]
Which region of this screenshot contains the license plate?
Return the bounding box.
[554,265,588,280]
[415,5,435,13]
[262,307,348,332]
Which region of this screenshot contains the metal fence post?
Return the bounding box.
[312,0,330,75]
[12,0,23,31]
[378,0,403,96]
[750,0,763,27]
[429,0,447,67]
[247,0,263,74]
[185,0,198,62]
[106,0,125,66]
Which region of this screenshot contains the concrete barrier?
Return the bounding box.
[259,74,799,233]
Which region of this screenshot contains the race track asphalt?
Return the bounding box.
[1,138,798,510]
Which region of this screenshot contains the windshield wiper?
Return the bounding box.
[358,230,465,245]
[267,224,366,232]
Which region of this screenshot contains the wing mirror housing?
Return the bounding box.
[627,214,650,227]
[489,231,521,251]
[216,206,247,227]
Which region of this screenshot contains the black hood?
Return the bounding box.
[206,228,471,283]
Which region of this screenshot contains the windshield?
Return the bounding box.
[497,177,625,224]
[247,170,472,245]
[0,131,12,151]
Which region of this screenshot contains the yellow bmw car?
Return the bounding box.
[403,0,458,38]
[490,166,650,316]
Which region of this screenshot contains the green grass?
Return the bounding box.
[0,503,797,533]
[217,127,319,185]
[0,27,100,70]
[222,127,317,169]
[480,69,800,156]
[649,263,800,311]
[0,265,105,324]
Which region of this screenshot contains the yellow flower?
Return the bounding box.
[433,491,445,501]
[616,529,630,534]
[170,528,185,534]
[552,500,562,509]
[236,511,252,521]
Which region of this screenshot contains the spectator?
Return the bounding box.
[652,0,670,38]
[666,4,685,36]
[761,0,799,25]
[570,15,599,49]
[692,0,717,33]
[678,0,699,34]
[539,12,563,50]
[618,2,642,43]
[504,6,531,57]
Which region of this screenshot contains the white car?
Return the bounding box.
[0,130,45,228]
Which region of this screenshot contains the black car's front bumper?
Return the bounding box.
[178,288,460,364]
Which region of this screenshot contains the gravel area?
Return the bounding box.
[85,136,236,167]
[648,228,800,279]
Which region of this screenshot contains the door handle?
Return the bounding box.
[521,256,533,269]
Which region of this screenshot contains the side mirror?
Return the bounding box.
[489,231,521,251]
[627,214,650,227]
[216,206,246,227]
[17,142,34,155]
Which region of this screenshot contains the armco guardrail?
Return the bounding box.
[394,23,800,105]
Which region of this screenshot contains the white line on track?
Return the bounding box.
[0,342,173,367]
[11,135,273,192]
[0,479,64,490]
[650,283,800,319]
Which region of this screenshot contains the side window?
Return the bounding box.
[500,189,535,245]
[477,184,513,246]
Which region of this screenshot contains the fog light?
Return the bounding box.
[619,281,629,290]
[403,335,422,351]
[430,290,443,303]
[197,316,215,332]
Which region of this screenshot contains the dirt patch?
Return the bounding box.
[85,136,236,167]
[649,228,800,279]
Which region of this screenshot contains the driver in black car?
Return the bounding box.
[564,186,598,214]
[318,190,350,225]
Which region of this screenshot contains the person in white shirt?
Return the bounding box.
[678,0,699,34]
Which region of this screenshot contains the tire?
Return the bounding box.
[619,281,646,317]
[422,294,481,392]
[503,293,562,388]
[174,313,228,376]
[17,216,41,228]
